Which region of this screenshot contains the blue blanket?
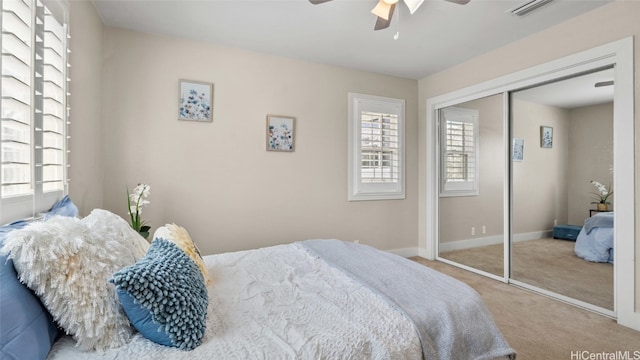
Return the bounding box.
[300,239,515,360]
[575,212,614,263]
[583,212,614,235]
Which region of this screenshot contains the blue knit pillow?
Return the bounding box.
[110,239,208,350]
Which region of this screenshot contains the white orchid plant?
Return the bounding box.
[590,180,613,205]
[127,183,151,239]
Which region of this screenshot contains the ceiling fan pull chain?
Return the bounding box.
[394,7,400,40]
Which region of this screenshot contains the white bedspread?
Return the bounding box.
[48,243,422,359]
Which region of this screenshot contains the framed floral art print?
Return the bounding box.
[540,126,553,148]
[266,115,295,152]
[513,138,524,161]
[178,79,213,122]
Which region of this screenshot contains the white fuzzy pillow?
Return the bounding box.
[0,209,150,351]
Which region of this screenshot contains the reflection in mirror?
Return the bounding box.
[511,68,614,311]
[438,94,505,277]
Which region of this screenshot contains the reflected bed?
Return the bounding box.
[575,212,614,263]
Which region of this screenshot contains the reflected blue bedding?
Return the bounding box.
[575,212,614,263]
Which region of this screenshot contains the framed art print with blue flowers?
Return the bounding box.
[179,79,213,122]
[513,138,524,161]
[540,125,553,148]
[266,114,295,152]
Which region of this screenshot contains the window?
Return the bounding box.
[1,0,70,224]
[440,107,478,197]
[348,93,405,201]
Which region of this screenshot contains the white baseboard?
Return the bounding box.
[512,230,553,243]
[387,247,420,258]
[439,230,553,252]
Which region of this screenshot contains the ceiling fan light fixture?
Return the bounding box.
[403,0,425,14]
[371,0,394,21]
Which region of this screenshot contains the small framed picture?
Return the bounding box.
[540,126,553,148]
[178,79,213,122]
[266,115,295,152]
[513,138,524,161]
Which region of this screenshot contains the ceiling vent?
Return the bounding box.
[507,0,554,16]
[594,81,614,88]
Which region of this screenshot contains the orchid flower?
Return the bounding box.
[127,183,151,240]
[590,180,613,204]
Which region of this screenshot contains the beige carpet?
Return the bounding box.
[410,257,640,359]
[440,238,613,309]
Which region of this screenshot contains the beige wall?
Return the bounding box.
[68,0,104,215]
[439,94,505,243]
[568,102,614,225]
[419,1,640,316]
[100,27,418,255]
[512,99,569,234]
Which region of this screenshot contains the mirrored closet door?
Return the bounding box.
[435,69,615,315]
[510,68,614,314]
[430,38,634,325]
[437,94,506,279]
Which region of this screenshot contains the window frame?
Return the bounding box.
[348,92,405,201]
[439,106,479,197]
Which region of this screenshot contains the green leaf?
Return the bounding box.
[140,225,151,232]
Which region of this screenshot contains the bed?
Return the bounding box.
[1,204,515,360]
[575,212,614,263]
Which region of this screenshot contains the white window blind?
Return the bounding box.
[348,93,405,201]
[1,0,70,224]
[440,107,478,197]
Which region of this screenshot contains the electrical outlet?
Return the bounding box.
[471,227,476,236]
[354,240,360,244]
[554,219,558,226]
[482,226,486,234]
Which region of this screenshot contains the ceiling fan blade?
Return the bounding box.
[374,4,395,30]
[309,0,332,4]
[374,16,391,30]
[371,0,394,21]
[444,0,471,4]
[402,0,424,14]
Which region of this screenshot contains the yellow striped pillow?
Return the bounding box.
[152,224,211,286]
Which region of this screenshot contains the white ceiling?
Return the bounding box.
[513,68,614,109]
[91,0,612,80]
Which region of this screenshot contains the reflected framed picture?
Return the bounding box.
[266,114,295,152]
[178,79,213,122]
[540,126,553,148]
[513,138,524,161]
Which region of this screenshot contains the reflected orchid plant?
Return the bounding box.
[590,180,613,205]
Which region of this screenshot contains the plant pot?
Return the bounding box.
[597,203,608,211]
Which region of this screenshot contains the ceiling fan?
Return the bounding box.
[309,0,470,31]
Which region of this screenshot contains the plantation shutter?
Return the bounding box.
[1,0,33,199]
[1,0,69,223]
[40,1,68,194]
[360,111,399,184]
